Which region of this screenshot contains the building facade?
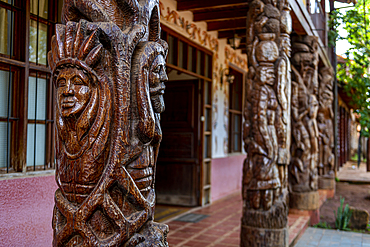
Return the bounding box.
[0,0,352,246]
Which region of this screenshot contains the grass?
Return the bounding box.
[350,153,367,163]
[313,221,332,229]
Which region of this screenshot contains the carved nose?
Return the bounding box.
[62,81,74,96]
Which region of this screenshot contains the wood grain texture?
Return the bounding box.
[241,0,291,246]
[317,66,335,178]
[289,34,319,196]
[49,1,169,246]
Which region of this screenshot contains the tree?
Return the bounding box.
[337,0,370,136]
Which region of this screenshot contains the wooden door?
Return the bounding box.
[155,80,200,206]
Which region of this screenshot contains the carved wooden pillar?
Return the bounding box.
[49,1,169,246]
[289,34,320,212]
[241,0,291,246]
[317,66,335,190]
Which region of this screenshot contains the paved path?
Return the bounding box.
[164,192,311,246]
[338,161,370,184]
[295,227,370,247]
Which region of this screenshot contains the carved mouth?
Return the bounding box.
[61,98,75,108]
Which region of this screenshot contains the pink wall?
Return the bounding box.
[0,175,57,247]
[211,154,244,202]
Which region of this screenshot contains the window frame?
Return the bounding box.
[228,65,245,154]
[0,0,60,174]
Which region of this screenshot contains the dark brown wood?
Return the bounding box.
[218,29,246,39]
[193,7,249,22]
[13,0,31,172]
[317,66,335,182]
[177,0,248,12]
[49,0,169,246]
[289,34,320,210]
[241,0,291,246]
[156,80,200,206]
[228,68,243,153]
[207,18,247,32]
[0,57,26,68]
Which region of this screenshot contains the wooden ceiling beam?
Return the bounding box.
[176,0,248,11]
[218,29,246,39]
[193,7,248,22]
[207,18,246,31]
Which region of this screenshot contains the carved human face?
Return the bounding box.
[149,55,167,113]
[259,66,275,86]
[318,113,325,123]
[57,67,91,117]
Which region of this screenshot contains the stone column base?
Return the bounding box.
[318,177,335,190]
[240,225,288,247]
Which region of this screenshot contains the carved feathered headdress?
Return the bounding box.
[48,20,111,160]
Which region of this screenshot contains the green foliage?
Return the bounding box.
[314,221,332,229]
[334,197,352,230]
[335,177,340,182]
[328,9,343,47]
[336,0,370,137]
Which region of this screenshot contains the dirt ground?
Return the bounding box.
[319,182,370,230]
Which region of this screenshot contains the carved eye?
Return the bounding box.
[72,76,84,85]
[153,65,161,74]
[57,78,66,87]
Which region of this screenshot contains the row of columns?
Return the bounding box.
[241,0,336,246]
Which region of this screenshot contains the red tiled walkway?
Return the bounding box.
[166,193,310,247]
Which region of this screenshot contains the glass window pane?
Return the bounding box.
[29,20,48,65]
[187,46,194,72]
[204,135,211,158]
[205,108,211,132]
[234,133,240,152]
[233,92,241,111]
[0,7,14,55]
[178,40,184,68]
[167,35,174,65]
[206,55,212,79]
[196,50,201,75]
[30,0,48,19]
[0,70,12,118]
[28,76,47,120]
[234,114,241,133]
[0,122,10,168]
[27,123,46,167]
[205,80,211,105]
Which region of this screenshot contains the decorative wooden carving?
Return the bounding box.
[241,0,291,246]
[289,34,320,210]
[317,66,335,189]
[49,1,169,246]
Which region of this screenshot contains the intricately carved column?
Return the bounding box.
[241,0,291,246]
[49,1,169,246]
[289,35,320,212]
[317,66,335,190]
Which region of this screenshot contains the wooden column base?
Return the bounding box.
[318,177,335,190]
[289,191,320,225]
[289,191,319,210]
[241,196,288,247]
[240,226,288,247]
